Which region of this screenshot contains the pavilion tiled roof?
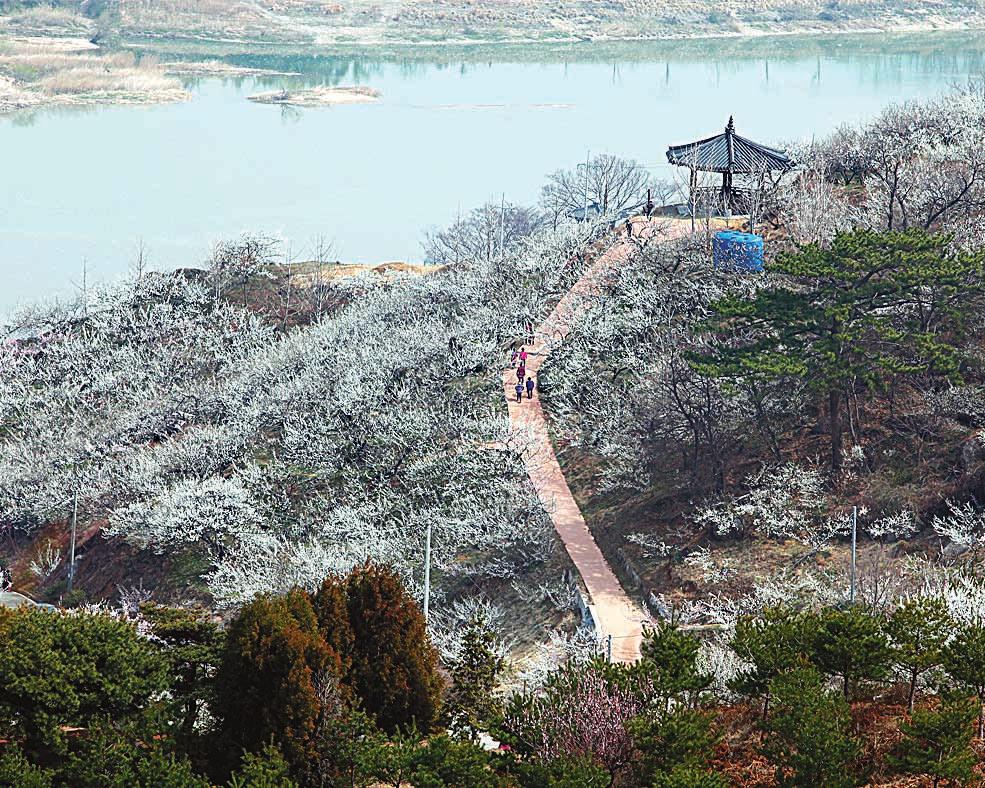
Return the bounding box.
[666,117,794,174]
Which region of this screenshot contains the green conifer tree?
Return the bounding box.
[889,695,978,788]
[941,623,985,739]
[628,707,724,787]
[693,229,984,472]
[761,667,860,787]
[0,607,167,758]
[729,607,813,719]
[344,562,443,734]
[139,602,224,752]
[214,589,342,774]
[886,597,952,712]
[640,622,712,708]
[0,746,54,788]
[444,615,505,741]
[227,743,298,788]
[810,606,891,699]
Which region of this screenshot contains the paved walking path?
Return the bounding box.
[504,218,689,662]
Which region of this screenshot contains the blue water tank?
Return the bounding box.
[713,230,764,272]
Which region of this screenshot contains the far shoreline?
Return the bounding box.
[123,21,985,61]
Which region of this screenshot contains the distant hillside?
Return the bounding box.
[2,0,984,46]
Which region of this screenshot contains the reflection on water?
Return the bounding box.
[2,31,985,314]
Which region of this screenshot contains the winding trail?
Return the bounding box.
[504,218,688,662]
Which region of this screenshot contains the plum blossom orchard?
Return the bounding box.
[0,222,601,611]
[532,85,985,696]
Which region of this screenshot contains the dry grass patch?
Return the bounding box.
[0,36,187,109]
[1,5,94,37]
[38,66,178,94]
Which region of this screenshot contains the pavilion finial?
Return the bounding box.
[726,115,735,134]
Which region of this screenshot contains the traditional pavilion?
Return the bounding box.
[666,116,794,216]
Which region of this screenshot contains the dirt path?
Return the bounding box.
[504,217,689,662]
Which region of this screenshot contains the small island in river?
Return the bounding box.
[247,85,381,106]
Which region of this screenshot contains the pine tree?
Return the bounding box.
[693,229,984,472]
[628,707,724,787]
[640,622,712,708]
[344,562,444,734]
[214,589,343,774]
[362,726,498,788]
[809,606,891,699]
[309,708,384,788]
[496,755,610,788]
[941,623,985,739]
[889,695,978,788]
[761,667,860,787]
[227,743,298,788]
[0,607,167,758]
[652,765,729,788]
[139,602,224,752]
[444,615,505,741]
[61,718,211,788]
[0,746,54,788]
[729,607,812,719]
[886,597,952,712]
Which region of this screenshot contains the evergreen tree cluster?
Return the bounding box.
[0,562,458,787]
[4,569,985,785]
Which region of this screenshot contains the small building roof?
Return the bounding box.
[666,117,794,174]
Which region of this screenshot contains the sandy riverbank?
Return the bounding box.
[161,60,301,77]
[247,85,380,106]
[0,36,188,114]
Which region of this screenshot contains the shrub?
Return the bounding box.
[214,589,343,773]
[344,562,443,734]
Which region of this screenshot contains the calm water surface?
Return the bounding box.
[2,34,984,313]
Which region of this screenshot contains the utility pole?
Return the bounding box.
[606,634,613,663]
[423,522,432,624]
[583,149,590,220]
[499,192,505,261]
[849,505,857,604]
[67,488,78,593]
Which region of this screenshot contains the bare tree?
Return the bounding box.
[423,201,542,264]
[779,148,853,244]
[541,154,652,218]
[208,233,279,303]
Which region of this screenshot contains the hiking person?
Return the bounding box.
[519,346,528,364]
[517,365,525,383]
[510,346,518,365]
[514,382,523,403]
[525,376,535,399]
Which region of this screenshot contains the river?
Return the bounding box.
[2,32,984,314]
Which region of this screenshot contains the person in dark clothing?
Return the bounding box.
[514,382,524,403]
[517,365,526,383]
[526,376,535,399]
